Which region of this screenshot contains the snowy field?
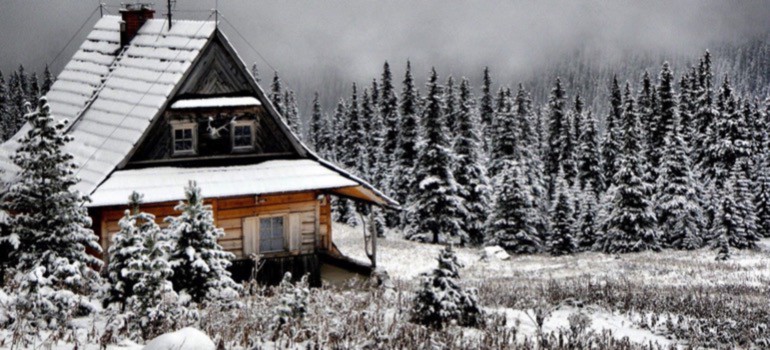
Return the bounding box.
[2,223,769,349]
[335,223,770,348]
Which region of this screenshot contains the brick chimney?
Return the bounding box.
[120,3,154,47]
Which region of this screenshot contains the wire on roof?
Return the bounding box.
[218,13,297,93]
[48,5,101,71]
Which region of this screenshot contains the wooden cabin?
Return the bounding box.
[0,4,396,286]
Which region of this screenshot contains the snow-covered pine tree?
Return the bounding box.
[128,209,177,341]
[693,51,717,167]
[308,92,324,150]
[546,77,568,199]
[487,87,517,179]
[283,90,301,135]
[367,84,388,190]
[710,173,745,252]
[444,76,458,133]
[454,78,492,246]
[730,158,760,249]
[41,65,53,96]
[391,61,421,228]
[337,85,366,226]
[479,67,495,149]
[597,83,660,254]
[703,78,752,186]
[5,74,26,137]
[359,89,375,179]
[411,245,482,328]
[678,71,698,147]
[601,76,624,188]
[380,61,400,168]
[638,71,655,146]
[649,62,677,175]
[165,181,240,304]
[654,125,704,250]
[575,184,600,251]
[755,157,770,238]
[105,192,148,309]
[28,73,39,103]
[0,70,8,141]
[270,71,285,118]
[561,94,580,186]
[577,111,604,195]
[407,69,467,244]
[1,97,102,296]
[487,160,542,253]
[251,62,261,83]
[547,170,577,256]
[330,99,347,163]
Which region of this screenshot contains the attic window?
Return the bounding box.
[172,122,197,156]
[232,120,255,152]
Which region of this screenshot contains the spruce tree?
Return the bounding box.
[678,71,698,147]
[561,94,580,186]
[454,78,492,246]
[597,83,660,254]
[577,111,604,195]
[105,192,149,308]
[411,246,482,328]
[283,90,301,135]
[336,85,365,226]
[654,127,704,250]
[270,71,285,117]
[331,99,347,163]
[487,88,517,179]
[407,69,466,244]
[755,157,770,238]
[479,67,495,148]
[251,62,261,83]
[166,181,240,304]
[0,70,7,141]
[649,62,677,173]
[575,184,600,251]
[703,78,752,185]
[41,65,53,96]
[601,76,624,188]
[694,51,717,167]
[380,61,400,167]
[391,61,420,228]
[444,76,458,133]
[28,72,40,103]
[638,71,655,146]
[548,173,577,256]
[308,92,324,150]
[730,159,760,249]
[546,77,568,199]
[487,160,542,253]
[709,172,749,251]
[1,97,103,295]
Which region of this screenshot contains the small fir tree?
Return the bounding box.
[105,192,149,308]
[411,246,482,328]
[547,171,577,256]
[575,184,600,251]
[487,160,542,254]
[165,181,240,304]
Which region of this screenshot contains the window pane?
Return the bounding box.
[233,125,252,148]
[260,217,284,252]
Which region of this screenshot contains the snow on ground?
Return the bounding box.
[333,222,770,347]
[333,222,770,286]
[143,327,215,350]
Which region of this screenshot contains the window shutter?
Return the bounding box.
[243,217,259,256]
[288,214,301,251]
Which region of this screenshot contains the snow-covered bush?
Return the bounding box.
[165,181,240,304]
[411,245,482,328]
[272,272,309,329]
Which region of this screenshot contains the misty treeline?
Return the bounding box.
[0,65,53,141]
[293,50,770,258]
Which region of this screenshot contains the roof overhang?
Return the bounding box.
[88,159,397,208]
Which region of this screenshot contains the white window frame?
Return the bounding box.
[231,120,256,152]
[243,213,301,257]
[171,121,198,156]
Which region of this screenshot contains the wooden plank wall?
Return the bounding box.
[97,191,333,259]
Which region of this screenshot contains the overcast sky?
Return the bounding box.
[1,0,769,102]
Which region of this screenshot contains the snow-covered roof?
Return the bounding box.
[170,96,261,109]
[0,15,397,209]
[89,159,359,207]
